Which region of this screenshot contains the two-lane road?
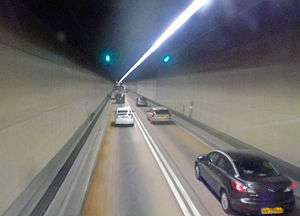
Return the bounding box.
[82,95,299,216]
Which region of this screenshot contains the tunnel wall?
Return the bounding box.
[130,63,300,167]
[0,23,76,69]
[0,36,111,214]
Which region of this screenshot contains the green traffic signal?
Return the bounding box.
[105,54,111,62]
[163,55,171,63]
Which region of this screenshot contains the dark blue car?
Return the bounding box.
[194,150,295,215]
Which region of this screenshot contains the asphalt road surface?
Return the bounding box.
[82,96,299,216]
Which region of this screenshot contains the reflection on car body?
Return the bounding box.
[194,150,295,215]
[113,106,134,126]
[146,107,172,124]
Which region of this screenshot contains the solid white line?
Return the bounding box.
[134,114,202,216]
[133,114,192,216]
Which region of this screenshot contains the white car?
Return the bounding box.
[113,106,134,126]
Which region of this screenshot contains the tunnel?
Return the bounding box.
[0,1,300,216]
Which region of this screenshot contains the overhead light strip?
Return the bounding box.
[118,0,208,83]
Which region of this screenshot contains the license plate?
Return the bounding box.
[158,115,169,119]
[261,207,284,214]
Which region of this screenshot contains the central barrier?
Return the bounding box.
[3,94,112,216]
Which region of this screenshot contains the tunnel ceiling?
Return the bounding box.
[19,0,300,80]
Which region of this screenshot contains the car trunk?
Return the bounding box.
[242,176,292,202]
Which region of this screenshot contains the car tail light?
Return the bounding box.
[291,181,298,190]
[284,181,298,192]
[231,180,247,193]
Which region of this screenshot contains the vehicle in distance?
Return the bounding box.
[113,106,134,126]
[123,84,128,93]
[194,150,295,215]
[115,92,125,104]
[136,96,148,107]
[146,107,172,124]
[114,82,124,92]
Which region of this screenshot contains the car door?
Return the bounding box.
[213,155,235,195]
[201,152,220,191]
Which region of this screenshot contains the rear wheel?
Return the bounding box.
[220,190,232,214]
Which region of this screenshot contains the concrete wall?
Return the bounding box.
[0,23,75,69]
[0,42,111,213]
[131,63,300,167]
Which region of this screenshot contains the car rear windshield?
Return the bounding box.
[117,113,127,116]
[235,159,278,178]
[155,110,170,115]
[118,110,128,113]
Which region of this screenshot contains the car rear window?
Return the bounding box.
[235,159,279,178]
[117,110,130,115]
[155,109,170,115]
[117,113,127,116]
[118,110,128,113]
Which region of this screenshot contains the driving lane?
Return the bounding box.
[127,95,300,216]
[83,96,299,216]
[127,96,227,216]
[82,106,182,216]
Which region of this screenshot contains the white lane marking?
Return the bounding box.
[133,111,202,216]
[135,115,202,216]
[133,114,191,216]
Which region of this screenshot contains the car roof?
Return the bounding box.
[117,106,131,111]
[220,149,266,162]
[152,107,168,110]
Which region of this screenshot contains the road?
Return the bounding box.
[82,95,299,216]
